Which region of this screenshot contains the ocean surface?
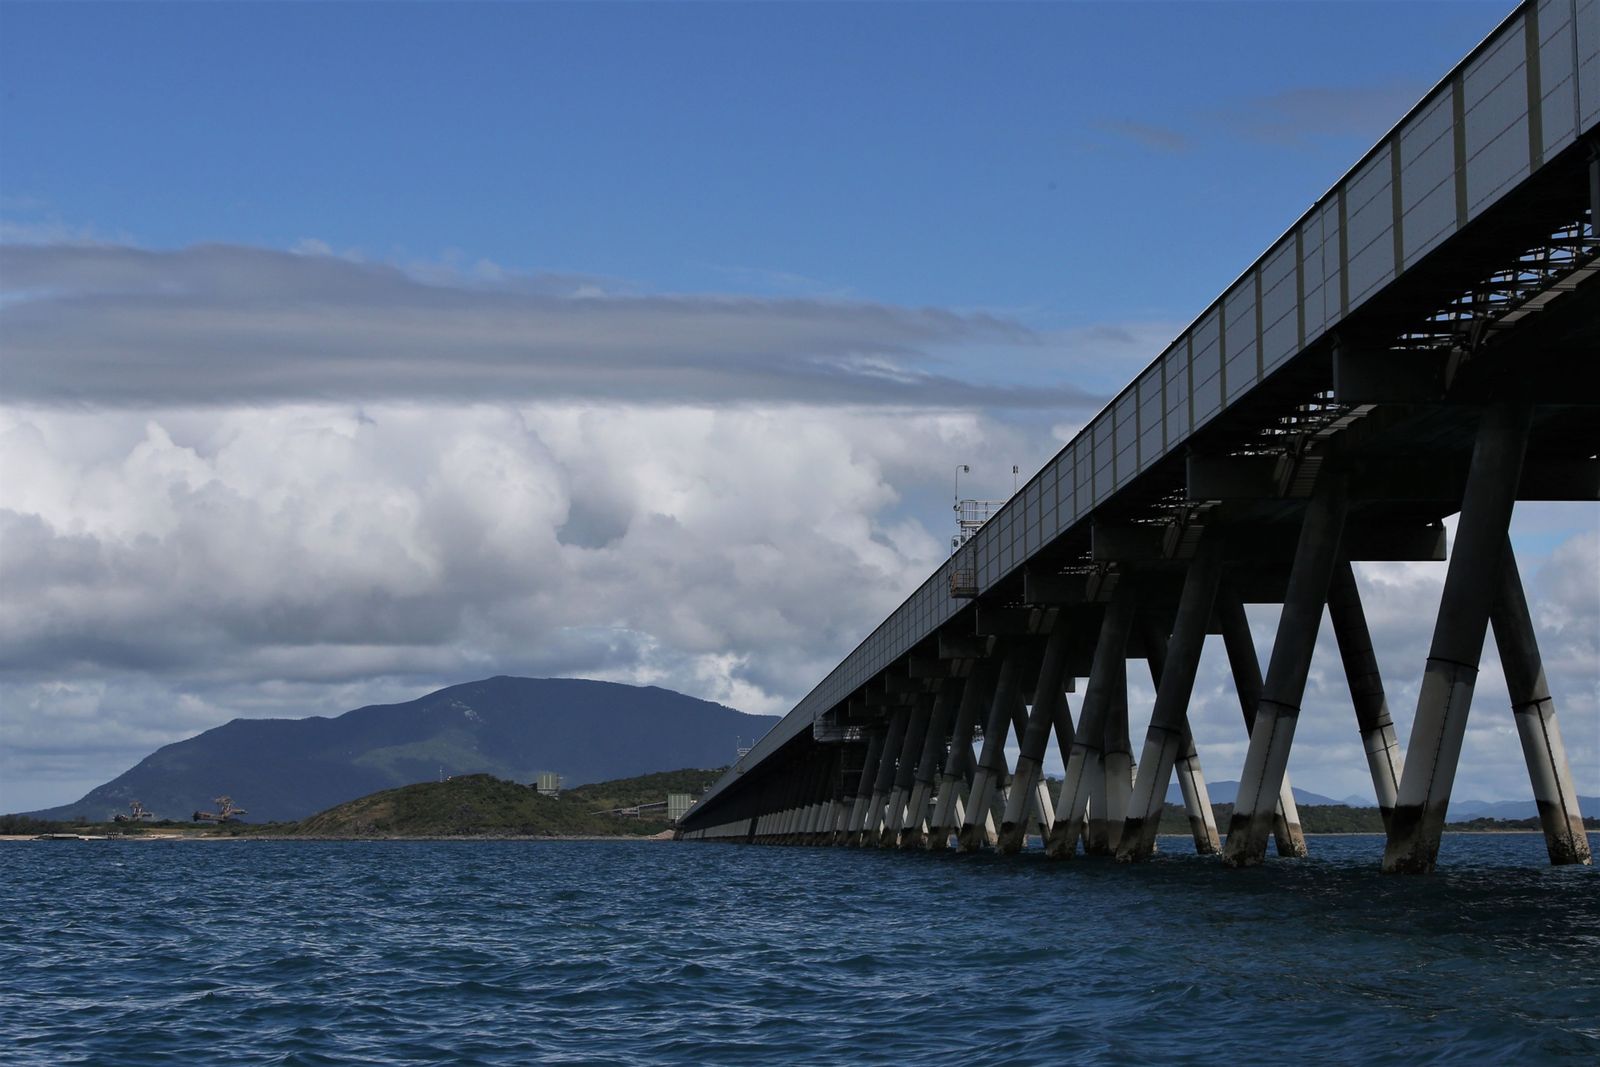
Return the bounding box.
[3,834,1596,1065]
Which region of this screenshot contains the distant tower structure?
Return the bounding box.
[735,736,752,760]
[949,463,1019,598]
[535,772,563,797]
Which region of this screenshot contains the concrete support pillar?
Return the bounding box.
[1137,618,1222,856]
[882,697,932,846]
[1084,660,1130,855]
[1117,539,1225,862]
[1492,551,1592,866]
[1216,590,1308,857]
[1047,580,1139,858]
[959,650,1023,851]
[844,727,887,842]
[1384,403,1531,874]
[902,681,958,848]
[1327,560,1403,833]
[859,705,910,845]
[929,662,992,849]
[1222,470,1349,868]
[999,618,1073,853]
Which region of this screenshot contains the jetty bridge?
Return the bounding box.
[678,0,1599,873]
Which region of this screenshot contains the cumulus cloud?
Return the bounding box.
[0,402,1038,809]
[0,242,1107,410]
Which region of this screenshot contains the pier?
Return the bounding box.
[678,0,1598,873]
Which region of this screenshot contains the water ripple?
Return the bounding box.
[1,834,1596,1064]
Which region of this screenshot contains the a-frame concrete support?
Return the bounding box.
[1215,590,1307,857]
[1117,538,1224,862]
[1326,560,1403,833]
[1384,403,1530,874]
[959,650,1023,851]
[901,680,958,848]
[1047,579,1139,858]
[1492,551,1592,866]
[998,617,1073,853]
[929,662,992,849]
[1223,470,1349,867]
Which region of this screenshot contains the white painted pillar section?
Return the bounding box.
[1223,469,1350,868]
[860,705,911,844]
[902,682,957,848]
[1117,538,1225,862]
[1050,688,1085,846]
[1087,660,1130,854]
[846,728,888,837]
[999,617,1073,853]
[1492,550,1592,866]
[1048,579,1140,858]
[883,696,933,846]
[929,664,990,848]
[1327,561,1403,833]
[1383,405,1532,875]
[1137,615,1222,855]
[1216,590,1308,857]
[959,651,1024,851]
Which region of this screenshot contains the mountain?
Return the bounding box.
[1446,796,1600,821]
[24,677,777,824]
[1164,780,1343,807]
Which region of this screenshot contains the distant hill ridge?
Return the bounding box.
[1164,780,1598,822]
[25,677,778,823]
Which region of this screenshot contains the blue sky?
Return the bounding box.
[5,2,1509,318]
[3,1,1594,816]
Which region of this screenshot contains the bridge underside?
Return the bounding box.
[680,3,1598,874]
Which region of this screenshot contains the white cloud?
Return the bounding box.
[0,401,1018,810]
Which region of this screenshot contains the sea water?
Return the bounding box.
[2,834,1596,1065]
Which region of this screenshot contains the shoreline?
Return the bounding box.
[5,829,1578,843]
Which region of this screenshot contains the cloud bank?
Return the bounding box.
[1,242,1102,410]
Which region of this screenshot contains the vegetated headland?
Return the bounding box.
[2,768,725,840]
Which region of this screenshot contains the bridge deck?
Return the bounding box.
[680,0,1599,862]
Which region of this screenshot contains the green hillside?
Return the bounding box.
[288,768,725,838]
